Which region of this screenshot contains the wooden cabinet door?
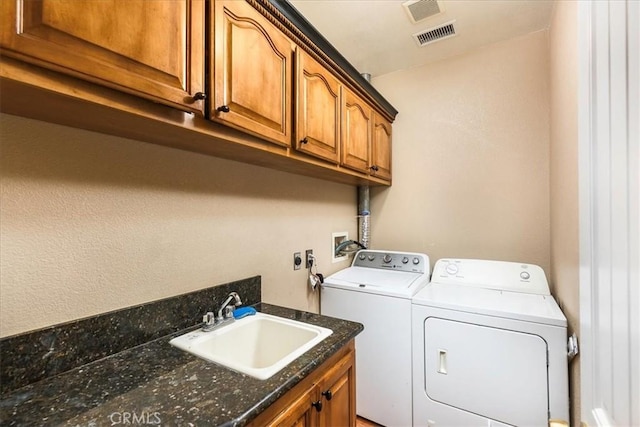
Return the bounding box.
[372,112,392,181]
[0,0,204,114]
[341,88,372,173]
[318,350,356,427]
[212,0,294,147]
[247,341,356,427]
[266,385,319,427]
[296,50,341,164]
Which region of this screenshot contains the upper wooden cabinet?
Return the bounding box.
[372,112,392,180]
[341,88,373,174]
[0,0,205,114]
[212,0,294,147]
[296,50,341,164]
[0,0,396,186]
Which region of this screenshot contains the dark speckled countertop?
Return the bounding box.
[0,303,362,427]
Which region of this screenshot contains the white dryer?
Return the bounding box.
[412,259,569,427]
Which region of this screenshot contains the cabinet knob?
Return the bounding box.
[370,165,379,172]
[192,92,206,101]
[311,400,323,412]
[300,137,308,145]
[321,390,332,401]
[217,105,230,113]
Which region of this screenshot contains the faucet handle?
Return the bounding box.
[224,305,235,319]
[203,311,215,326]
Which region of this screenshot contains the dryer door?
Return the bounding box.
[424,317,549,426]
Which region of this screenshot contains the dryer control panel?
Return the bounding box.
[432,259,550,295]
[352,250,429,274]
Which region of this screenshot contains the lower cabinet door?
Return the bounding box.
[318,351,356,427]
[247,341,356,427]
[267,385,318,427]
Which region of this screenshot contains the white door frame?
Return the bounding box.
[578,0,639,426]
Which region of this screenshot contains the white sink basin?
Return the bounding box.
[169,312,333,380]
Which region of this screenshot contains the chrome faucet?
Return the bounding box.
[216,292,242,322]
[202,292,243,332]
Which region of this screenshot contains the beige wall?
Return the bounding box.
[371,30,551,274]
[549,0,580,424]
[0,113,356,337]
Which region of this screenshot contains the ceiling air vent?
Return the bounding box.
[402,0,443,24]
[412,20,457,47]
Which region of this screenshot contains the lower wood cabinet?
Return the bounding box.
[267,385,318,427]
[317,346,355,427]
[248,340,356,427]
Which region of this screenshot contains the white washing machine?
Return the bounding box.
[322,250,430,427]
[412,259,570,427]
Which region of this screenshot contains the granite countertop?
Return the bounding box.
[0,303,363,427]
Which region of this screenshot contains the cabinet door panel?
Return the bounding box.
[0,0,204,113]
[296,50,341,164]
[213,0,293,147]
[267,385,318,427]
[372,112,392,180]
[342,89,372,173]
[320,371,352,427]
[318,350,356,427]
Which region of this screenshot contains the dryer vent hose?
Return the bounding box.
[334,239,367,257]
[358,185,370,249]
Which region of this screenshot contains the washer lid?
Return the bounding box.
[412,283,567,327]
[323,266,427,297]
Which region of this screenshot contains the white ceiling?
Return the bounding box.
[289,0,555,77]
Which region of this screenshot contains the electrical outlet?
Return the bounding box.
[293,252,302,270]
[305,249,314,269]
[332,232,349,263]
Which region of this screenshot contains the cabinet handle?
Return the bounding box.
[370,165,379,172]
[217,105,230,113]
[321,390,332,401]
[192,92,206,101]
[300,137,309,144]
[311,400,323,412]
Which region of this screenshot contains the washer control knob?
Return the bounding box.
[402,257,409,264]
[383,254,392,263]
[358,253,366,261]
[446,263,459,275]
[367,254,376,261]
[412,257,420,265]
[520,271,531,280]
